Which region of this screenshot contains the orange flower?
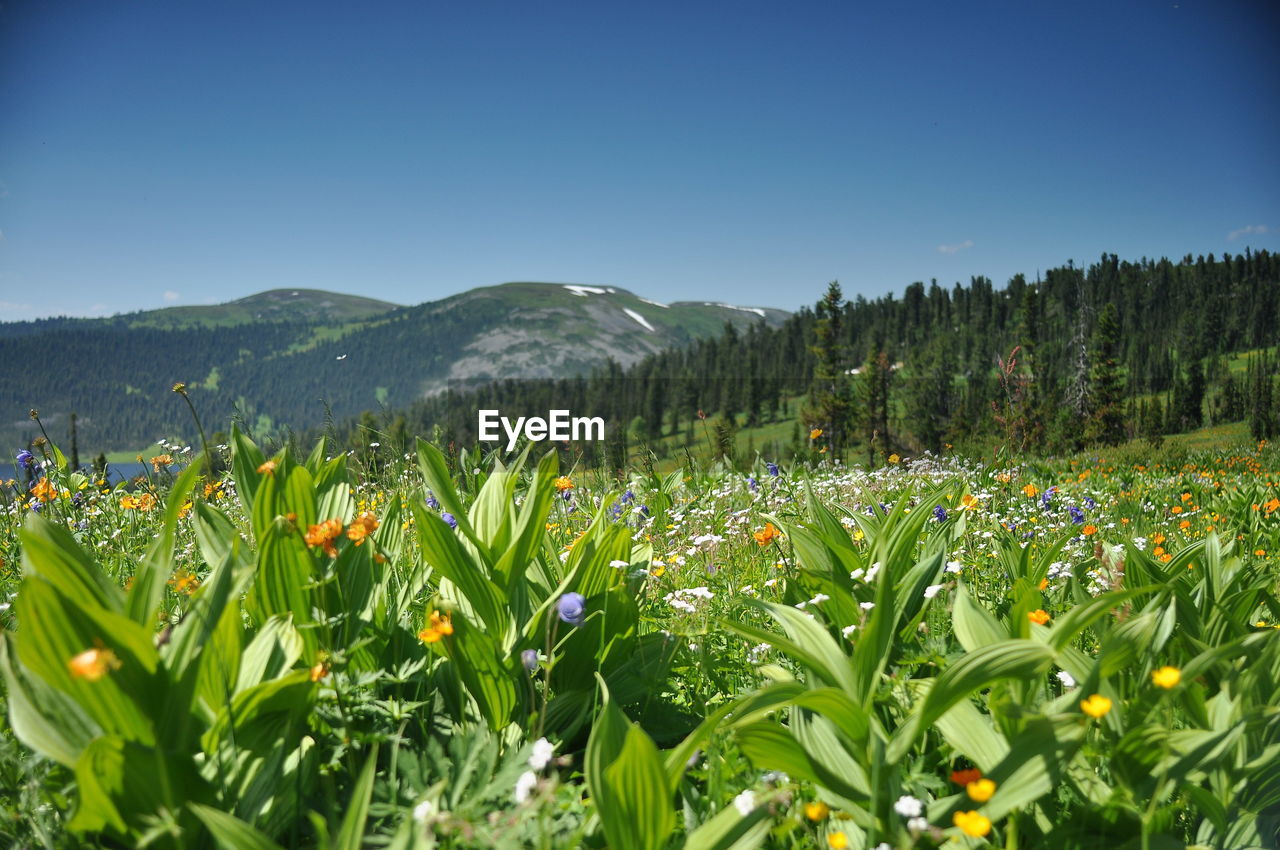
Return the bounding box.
[150,453,174,472]
[959,494,979,511]
[1038,578,1049,591]
[1264,497,1279,514]
[809,428,823,440]
[309,661,330,682]
[137,492,156,511]
[1028,609,1051,625]
[1022,483,1039,498]
[1181,492,1192,503]
[950,767,982,786]
[1171,505,1184,514]
[1179,520,1190,530]
[1082,524,1098,536]
[753,522,782,546]
[31,477,58,502]
[418,610,454,644]
[68,647,121,682]
[304,518,344,558]
[346,511,380,545]
[257,459,278,475]
[169,570,200,595]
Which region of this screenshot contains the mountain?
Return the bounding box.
[0,283,788,452]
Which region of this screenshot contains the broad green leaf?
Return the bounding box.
[189,804,286,850]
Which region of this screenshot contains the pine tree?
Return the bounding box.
[1086,303,1126,445]
[805,282,853,458]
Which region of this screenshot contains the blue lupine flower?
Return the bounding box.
[557,592,586,626]
[441,512,457,529]
[766,462,780,477]
[1068,505,1085,525]
[16,450,35,470]
[933,505,948,522]
[747,477,759,493]
[425,492,440,510]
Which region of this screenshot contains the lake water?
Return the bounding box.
[3,460,149,485]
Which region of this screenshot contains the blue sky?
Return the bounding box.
[1,0,1277,319]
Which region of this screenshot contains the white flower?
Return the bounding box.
[412,799,437,823]
[609,559,629,568]
[907,816,929,831]
[514,770,538,803]
[859,601,876,610]
[923,584,944,599]
[1056,670,1076,688]
[894,795,923,817]
[733,789,755,815]
[874,844,891,850]
[529,737,555,770]
[841,624,857,637]
[945,560,963,573]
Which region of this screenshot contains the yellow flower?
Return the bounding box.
[810,428,823,440]
[1151,666,1181,689]
[1028,609,1050,625]
[257,459,278,475]
[554,476,574,492]
[171,382,187,394]
[827,832,848,850]
[68,647,121,682]
[803,801,830,821]
[966,778,996,802]
[953,810,992,837]
[887,453,900,464]
[1080,694,1112,718]
[1022,483,1039,498]
[959,494,978,511]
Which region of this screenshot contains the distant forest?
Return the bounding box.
[325,250,1280,467]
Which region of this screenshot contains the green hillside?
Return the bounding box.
[125,289,403,328]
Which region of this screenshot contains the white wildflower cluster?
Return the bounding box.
[664,586,714,613]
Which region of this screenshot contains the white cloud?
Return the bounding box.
[1227,224,1268,241]
[937,239,974,255]
[163,290,181,303]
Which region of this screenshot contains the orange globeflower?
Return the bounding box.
[31,477,58,502]
[418,610,454,644]
[1028,609,1051,625]
[753,522,782,546]
[68,647,121,682]
[304,518,344,558]
[346,511,380,545]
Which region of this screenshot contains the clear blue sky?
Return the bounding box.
[2,0,1277,320]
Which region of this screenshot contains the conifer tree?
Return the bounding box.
[1086,303,1126,445]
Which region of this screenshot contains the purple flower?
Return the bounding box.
[1083,496,1096,510]
[933,505,947,522]
[425,492,440,510]
[557,592,586,626]
[1068,505,1085,525]
[619,490,635,505]
[441,512,457,529]
[1041,487,1057,508]
[747,476,759,493]
[521,648,539,671]
[766,462,780,478]
[16,450,36,471]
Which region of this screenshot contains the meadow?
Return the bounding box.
[1,427,1278,849]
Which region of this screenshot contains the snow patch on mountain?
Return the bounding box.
[704,302,766,318]
[564,285,608,297]
[622,308,656,332]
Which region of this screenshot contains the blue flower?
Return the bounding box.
[557,592,586,626]
[747,476,759,493]
[609,503,623,520]
[425,492,440,510]
[766,462,780,477]
[521,648,539,672]
[1041,487,1057,508]
[619,489,635,505]
[441,512,457,529]
[933,505,948,522]
[1083,497,1096,510]
[637,505,650,517]
[1068,505,1085,525]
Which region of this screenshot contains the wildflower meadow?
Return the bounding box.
[1,427,1278,849]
